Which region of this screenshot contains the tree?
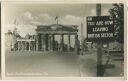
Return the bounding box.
[109,4,124,43]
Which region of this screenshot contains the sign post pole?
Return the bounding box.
[96,4,104,76]
[86,5,114,77]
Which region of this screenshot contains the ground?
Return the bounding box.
[5,50,124,77]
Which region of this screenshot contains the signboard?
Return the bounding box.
[87,16,114,42]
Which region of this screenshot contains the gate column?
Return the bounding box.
[60,34,64,52]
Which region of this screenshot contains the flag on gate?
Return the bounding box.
[55,16,59,24]
[14,19,18,25]
[55,16,58,20]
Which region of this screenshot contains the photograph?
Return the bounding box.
[3,3,125,77]
[0,2,1,80]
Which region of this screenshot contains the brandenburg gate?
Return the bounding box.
[36,24,79,52]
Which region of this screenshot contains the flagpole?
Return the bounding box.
[57,18,58,24]
[55,16,59,24]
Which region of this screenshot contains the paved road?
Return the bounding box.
[6,51,82,77]
[5,51,124,77]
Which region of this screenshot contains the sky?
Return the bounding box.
[4,4,114,45]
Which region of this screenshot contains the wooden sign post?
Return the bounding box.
[96,4,103,76]
[86,4,114,76]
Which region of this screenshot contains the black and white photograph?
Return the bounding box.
[0,3,1,79]
[3,3,125,77]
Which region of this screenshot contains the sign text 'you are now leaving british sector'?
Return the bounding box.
[87,16,114,42]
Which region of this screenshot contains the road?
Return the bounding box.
[5,50,124,77]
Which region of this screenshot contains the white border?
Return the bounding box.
[1,1,6,80]
[1,0,127,80]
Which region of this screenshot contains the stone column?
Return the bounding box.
[36,35,38,51]
[34,41,36,51]
[44,35,46,51]
[32,41,34,51]
[17,41,19,51]
[68,35,71,51]
[33,41,36,51]
[20,41,22,51]
[50,35,53,51]
[51,34,55,51]
[75,34,80,54]
[25,42,27,51]
[38,34,42,51]
[24,41,26,51]
[32,41,33,51]
[18,41,21,51]
[27,42,29,51]
[43,35,46,51]
[22,41,24,51]
[18,41,20,51]
[24,41,25,51]
[29,41,31,51]
[21,41,23,51]
[60,34,64,52]
[45,34,49,51]
[41,35,44,51]
[48,35,52,51]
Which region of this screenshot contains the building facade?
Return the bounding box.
[35,24,79,52]
[8,24,80,52]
